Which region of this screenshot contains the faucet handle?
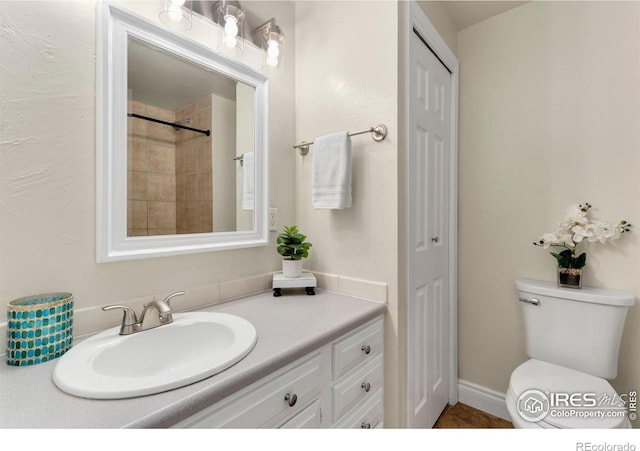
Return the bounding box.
[102,304,139,335]
[102,304,138,324]
[161,291,185,309]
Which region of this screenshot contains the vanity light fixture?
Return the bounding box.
[253,18,284,71]
[159,0,193,31]
[216,1,245,54]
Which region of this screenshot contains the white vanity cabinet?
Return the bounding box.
[174,316,383,429]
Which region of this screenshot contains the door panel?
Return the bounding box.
[407,29,451,428]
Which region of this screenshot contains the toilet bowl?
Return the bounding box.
[507,359,631,428]
[506,279,634,429]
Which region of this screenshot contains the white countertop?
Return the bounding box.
[0,289,386,428]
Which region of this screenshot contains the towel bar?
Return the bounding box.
[293,124,387,155]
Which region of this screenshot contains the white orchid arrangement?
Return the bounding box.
[533,203,632,270]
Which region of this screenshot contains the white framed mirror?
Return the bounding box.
[97,3,269,262]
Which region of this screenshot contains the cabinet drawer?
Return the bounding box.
[332,354,383,422]
[332,319,383,380]
[279,400,322,428]
[178,353,322,428]
[333,390,383,429]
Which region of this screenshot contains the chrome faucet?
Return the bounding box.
[102,291,185,335]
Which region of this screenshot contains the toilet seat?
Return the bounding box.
[507,359,630,429]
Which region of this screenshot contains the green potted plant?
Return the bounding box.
[277,225,312,278]
[534,203,631,288]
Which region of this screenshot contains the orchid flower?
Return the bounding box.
[533,203,631,269]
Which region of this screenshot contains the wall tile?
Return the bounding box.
[130,137,147,172]
[176,174,185,202]
[148,201,176,229]
[148,143,175,174]
[131,200,148,230]
[148,228,176,235]
[147,104,175,122]
[147,122,175,146]
[197,139,212,172]
[196,94,212,112]
[148,173,176,201]
[130,171,148,200]
[198,171,212,201]
[183,145,197,174]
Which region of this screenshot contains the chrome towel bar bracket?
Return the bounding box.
[293,124,388,156]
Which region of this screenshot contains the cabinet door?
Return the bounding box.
[176,353,322,428]
[279,400,322,428]
[332,319,383,380]
[333,390,383,429]
[331,354,383,423]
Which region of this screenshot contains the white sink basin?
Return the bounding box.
[53,312,257,399]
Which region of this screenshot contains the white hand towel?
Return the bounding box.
[241,152,254,210]
[312,132,352,209]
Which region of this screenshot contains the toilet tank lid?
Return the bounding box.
[516,278,635,307]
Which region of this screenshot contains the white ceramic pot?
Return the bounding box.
[282,259,303,278]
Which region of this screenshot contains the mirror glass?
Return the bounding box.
[97,3,269,262]
[127,37,254,236]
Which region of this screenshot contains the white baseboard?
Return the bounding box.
[458,379,511,422]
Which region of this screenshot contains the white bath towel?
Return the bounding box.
[312,132,352,209]
[241,152,254,210]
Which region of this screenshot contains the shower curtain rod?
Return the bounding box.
[128,113,211,136]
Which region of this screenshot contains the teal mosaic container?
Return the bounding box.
[6,293,74,366]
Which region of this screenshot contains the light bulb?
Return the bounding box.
[169,0,185,5]
[267,56,279,68]
[168,4,182,22]
[224,15,239,38]
[267,40,280,58]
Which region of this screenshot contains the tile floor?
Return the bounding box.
[434,403,513,428]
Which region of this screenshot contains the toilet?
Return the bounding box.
[506,278,635,429]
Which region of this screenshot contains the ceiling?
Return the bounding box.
[438,1,528,31]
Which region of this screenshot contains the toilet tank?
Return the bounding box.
[516,278,634,379]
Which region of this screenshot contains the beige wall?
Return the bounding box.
[1,1,295,338]
[457,1,640,425]
[294,1,400,426]
[416,1,458,55]
[235,82,255,231]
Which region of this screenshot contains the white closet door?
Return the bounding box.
[407,29,451,429]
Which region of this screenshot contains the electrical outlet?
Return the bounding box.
[269,208,278,232]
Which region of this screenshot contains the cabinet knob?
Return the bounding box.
[284,393,298,407]
[361,382,371,393]
[361,345,371,355]
[431,236,439,243]
[361,422,371,429]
